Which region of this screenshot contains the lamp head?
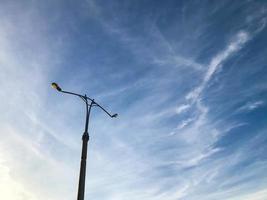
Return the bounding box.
[111,113,118,118]
[51,82,62,91]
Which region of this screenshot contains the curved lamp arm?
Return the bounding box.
[51,82,118,118]
[94,102,118,118]
[52,82,89,103]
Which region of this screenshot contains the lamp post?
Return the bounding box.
[51,82,117,200]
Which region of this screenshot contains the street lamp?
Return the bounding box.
[51,82,117,200]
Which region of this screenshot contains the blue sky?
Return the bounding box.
[0,0,267,199]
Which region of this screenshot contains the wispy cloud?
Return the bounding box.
[0,152,35,200]
[229,189,267,200]
[1,1,267,200]
[176,117,194,129]
[186,31,249,101]
[165,26,263,199]
[175,104,191,115]
[237,100,265,112]
[0,2,78,199]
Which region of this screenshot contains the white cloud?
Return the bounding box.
[1,2,266,200]
[176,117,194,129]
[168,30,252,171]
[86,1,204,72]
[164,30,255,199]
[175,104,190,114]
[0,154,35,200]
[186,31,249,101]
[229,189,267,200]
[222,122,248,133]
[152,55,204,71]
[237,100,265,112]
[0,3,77,200]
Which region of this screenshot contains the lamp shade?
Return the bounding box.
[51,82,62,91]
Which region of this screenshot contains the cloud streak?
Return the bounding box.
[186,31,249,101]
[237,100,265,112]
[1,1,267,200]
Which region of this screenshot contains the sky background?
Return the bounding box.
[0,0,267,200]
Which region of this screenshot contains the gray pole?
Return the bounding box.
[51,83,117,200]
[77,96,93,200]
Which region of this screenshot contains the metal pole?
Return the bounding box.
[51,82,117,200]
[77,96,93,200]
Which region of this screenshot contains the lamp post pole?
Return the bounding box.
[51,83,117,200]
[77,95,91,200]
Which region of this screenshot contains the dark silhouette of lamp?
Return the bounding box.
[51,82,117,200]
